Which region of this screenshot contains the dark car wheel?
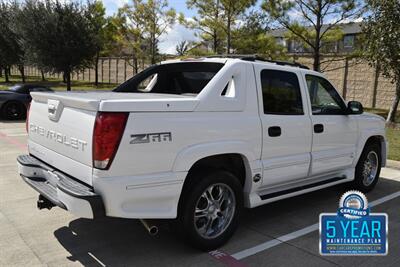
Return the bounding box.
[352,143,381,193]
[177,170,243,251]
[1,101,26,120]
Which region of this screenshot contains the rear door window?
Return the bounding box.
[260,70,304,115]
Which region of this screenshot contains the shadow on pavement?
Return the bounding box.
[53,178,400,266]
[54,217,203,266]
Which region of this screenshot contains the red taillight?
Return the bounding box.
[93,112,128,170]
[26,103,31,133]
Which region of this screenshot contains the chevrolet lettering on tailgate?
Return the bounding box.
[29,123,87,151]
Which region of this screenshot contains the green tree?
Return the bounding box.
[232,11,286,58]
[142,0,176,64]
[363,0,400,123]
[87,1,119,86]
[176,40,189,56]
[114,3,146,73]
[0,1,25,83]
[117,0,175,65]
[186,0,225,53]
[262,0,365,71]
[220,0,256,54]
[19,0,98,90]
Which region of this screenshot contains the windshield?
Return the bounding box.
[114,62,224,95]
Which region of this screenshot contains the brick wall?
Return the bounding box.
[296,56,396,109]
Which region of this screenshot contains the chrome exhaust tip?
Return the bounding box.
[140,219,159,236]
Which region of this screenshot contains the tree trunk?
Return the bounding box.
[133,56,138,74]
[313,3,322,72]
[313,30,321,71]
[387,83,400,123]
[213,32,218,54]
[0,67,2,77]
[313,51,321,71]
[18,65,25,83]
[65,71,71,91]
[4,67,9,83]
[151,35,156,64]
[40,69,46,81]
[95,52,99,86]
[213,0,220,54]
[227,17,231,54]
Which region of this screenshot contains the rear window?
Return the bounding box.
[114,62,224,95]
[181,72,217,94]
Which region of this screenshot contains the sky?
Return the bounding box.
[103,0,200,54]
[103,0,197,18]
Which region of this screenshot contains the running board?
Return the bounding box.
[260,176,347,200]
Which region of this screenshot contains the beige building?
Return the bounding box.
[270,22,362,55]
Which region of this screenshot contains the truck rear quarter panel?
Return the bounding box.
[92,60,263,218]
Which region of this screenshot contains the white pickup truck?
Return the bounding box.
[17,56,387,250]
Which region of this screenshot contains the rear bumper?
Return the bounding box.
[17,155,104,219]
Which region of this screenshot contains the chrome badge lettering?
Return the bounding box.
[130,132,172,144]
[29,123,87,151]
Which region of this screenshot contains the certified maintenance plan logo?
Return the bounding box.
[319,190,388,255]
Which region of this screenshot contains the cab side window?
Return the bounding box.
[261,70,303,115]
[305,75,346,115]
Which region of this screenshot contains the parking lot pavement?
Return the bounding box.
[1,121,400,267]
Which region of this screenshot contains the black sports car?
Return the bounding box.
[0,84,53,120]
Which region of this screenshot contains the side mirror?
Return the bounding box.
[347,101,363,115]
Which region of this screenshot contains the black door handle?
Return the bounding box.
[268,126,281,137]
[314,124,324,133]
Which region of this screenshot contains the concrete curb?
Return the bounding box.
[387,160,400,170]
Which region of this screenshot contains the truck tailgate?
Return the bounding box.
[28,97,96,185]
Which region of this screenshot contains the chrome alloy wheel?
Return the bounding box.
[194,183,236,239]
[362,151,379,186]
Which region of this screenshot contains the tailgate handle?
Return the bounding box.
[48,104,56,114]
[47,100,63,121]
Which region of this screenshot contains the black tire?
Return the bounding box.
[352,143,381,193]
[1,101,26,120]
[177,170,243,251]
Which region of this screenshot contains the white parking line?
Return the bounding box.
[88,252,106,267]
[369,191,400,207]
[232,191,400,260]
[232,224,318,260]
